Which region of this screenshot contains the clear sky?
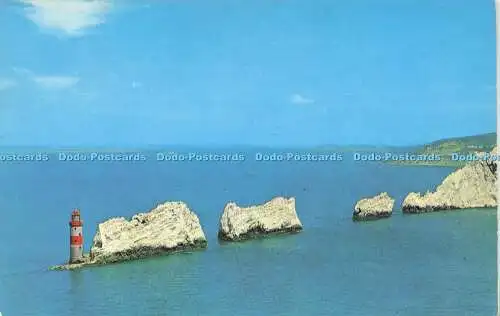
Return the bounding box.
[0,0,496,146]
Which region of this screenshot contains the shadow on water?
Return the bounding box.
[216,231,303,247]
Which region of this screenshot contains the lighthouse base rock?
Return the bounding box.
[218,197,303,242]
[50,201,207,270]
[90,201,207,264]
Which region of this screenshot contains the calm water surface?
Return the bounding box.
[0,150,495,315]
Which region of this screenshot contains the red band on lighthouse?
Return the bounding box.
[69,209,84,263]
[70,235,83,245]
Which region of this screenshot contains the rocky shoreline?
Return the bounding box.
[50,254,93,271]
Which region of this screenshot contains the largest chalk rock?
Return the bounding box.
[402,147,498,213]
[90,202,207,264]
[218,196,303,241]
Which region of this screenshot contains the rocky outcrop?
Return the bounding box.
[218,197,303,241]
[353,192,394,221]
[50,201,207,270]
[402,147,498,213]
[50,254,92,271]
[89,201,207,264]
[486,146,498,174]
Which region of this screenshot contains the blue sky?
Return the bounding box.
[0,0,496,146]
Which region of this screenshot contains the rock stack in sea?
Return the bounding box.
[90,201,207,264]
[353,192,395,221]
[402,147,498,213]
[51,201,207,270]
[218,196,303,241]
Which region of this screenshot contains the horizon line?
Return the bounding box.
[0,132,494,149]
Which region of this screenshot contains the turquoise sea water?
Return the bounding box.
[0,149,496,315]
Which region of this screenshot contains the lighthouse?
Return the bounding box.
[69,209,84,263]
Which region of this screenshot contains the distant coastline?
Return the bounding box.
[0,132,495,167]
[385,132,497,167]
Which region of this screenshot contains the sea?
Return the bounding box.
[0,148,496,316]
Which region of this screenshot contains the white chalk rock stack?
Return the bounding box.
[402,147,498,213]
[218,197,303,241]
[353,192,394,221]
[90,201,207,264]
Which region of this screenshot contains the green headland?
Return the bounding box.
[387,132,496,167]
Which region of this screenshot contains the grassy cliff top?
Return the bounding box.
[389,132,496,167]
[422,132,496,153]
